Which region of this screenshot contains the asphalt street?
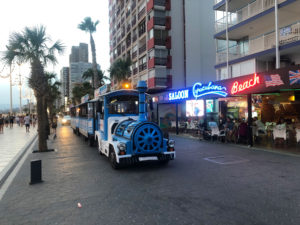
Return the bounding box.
[0,125,299,225]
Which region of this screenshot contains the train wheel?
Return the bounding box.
[109,150,120,169]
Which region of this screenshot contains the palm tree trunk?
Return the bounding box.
[36,95,48,151]
[44,99,50,137]
[90,33,99,88]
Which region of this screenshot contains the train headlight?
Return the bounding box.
[167,139,175,152]
[168,140,175,148]
[117,142,127,155]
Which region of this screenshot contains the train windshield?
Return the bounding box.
[108,95,139,115]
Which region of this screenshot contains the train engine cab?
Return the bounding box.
[95,81,175,169]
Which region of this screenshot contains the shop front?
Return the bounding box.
[154,66,300,151]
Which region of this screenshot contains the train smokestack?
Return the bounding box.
[137,81,147,122]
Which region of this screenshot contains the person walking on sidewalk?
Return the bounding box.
[24,114,30,133]
[9,114,15,128]
[52,114,57,139]
[32,115,37,128]
[16,115,20,126]
[0,114,4,134]
[5,115,9,128]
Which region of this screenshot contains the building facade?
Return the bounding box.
[69,43,89,63]
[214,0,300,80]
[108,0,216,91]
[60,67,69,107]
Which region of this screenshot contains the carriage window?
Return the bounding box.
[79,104,88,117]
[88,103,94,118]
[108,95,139,115]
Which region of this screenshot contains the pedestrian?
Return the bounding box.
[5,115,9,128]
[0,114,4,134]
[16,115,20,126]
[20,115,24,127]
[32,115,36,128]
[9,114,15,128]
[24,113,30,133]
[52,114,57,139]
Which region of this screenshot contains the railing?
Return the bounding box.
[216,21,300,64]
[154,38,166,45]
[215,0,287,33]
[155,57,167,66]
[139,44,146,54]
[154,17,166,26]
[138,7,145,20]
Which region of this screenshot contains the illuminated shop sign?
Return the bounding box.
[193,82,228,98]
[231,73,260,95]
[169,89,189,101]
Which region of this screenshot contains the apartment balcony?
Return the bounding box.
[131,17,136,27]
[139,44,146,54]
[126,11,130,18]
[215,0,288,34]
[138,7,146,20]
[126,24,131,32]
[147,36,172,50]
[148,56,172,69]
[132,34,138,43]
[121,45,126,53]
[131,1,136,11]
[139,63,147,72]
[132,51,137,59]
[147,16,171,31]
[133,67,138,75]
[147,0,171,12]
[139,28,146,37]
[216,20,300,65]
[126,39,131,48]
[148,75,172,89]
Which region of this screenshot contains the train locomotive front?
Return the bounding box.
[107,81,175,168]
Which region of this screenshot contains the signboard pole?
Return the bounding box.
[247,94,253,147]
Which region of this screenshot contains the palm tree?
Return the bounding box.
[2,26,64,151]
[45,72,61,129]
[109,58,132,88]
[82,68,110,86]
[78,17,99,89]
[72,82,94,105]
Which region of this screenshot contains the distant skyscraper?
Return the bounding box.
[60,67,69,107]
[69,43,88,63]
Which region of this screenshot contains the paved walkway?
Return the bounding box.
[0,125,37,174]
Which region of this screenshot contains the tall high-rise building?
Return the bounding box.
[68,43,93,98]
[108,0,216,91]
[69,43,89,63]
[60,67,69,106]
[214,0,300,79]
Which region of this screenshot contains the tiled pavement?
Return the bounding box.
[0,125,37,174]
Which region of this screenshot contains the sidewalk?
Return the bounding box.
[0,125,37,182]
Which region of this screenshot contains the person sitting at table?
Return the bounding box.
[276,117,286,130]
[224,117,234,142]
[237,118,248,144]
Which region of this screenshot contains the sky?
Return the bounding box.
[0,0,109,109]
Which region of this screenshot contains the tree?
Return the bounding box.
[82,68,110,86]
[72,82,94,105]
[45,72,61,130]
[78,17,99,89]
[2,26,64,151]
[109,57,131,88]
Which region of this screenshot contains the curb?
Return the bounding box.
[0,133,38,188]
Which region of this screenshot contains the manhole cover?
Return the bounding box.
[204,155,249,165]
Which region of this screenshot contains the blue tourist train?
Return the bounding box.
[70,81,175,169]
